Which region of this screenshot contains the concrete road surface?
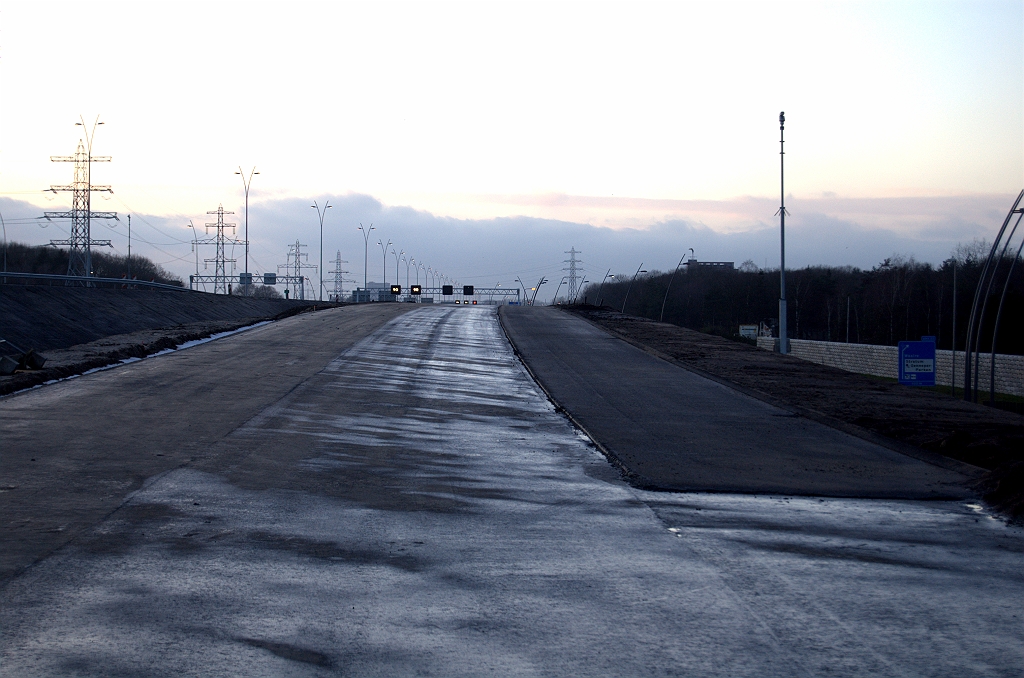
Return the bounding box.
[500,305,974,497]
[1,305,1021,676]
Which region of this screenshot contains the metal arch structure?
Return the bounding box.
[45,117,117,280]
[962,189,1024,404]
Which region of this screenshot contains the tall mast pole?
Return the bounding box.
[777,111,789,354]
[235,167,258,292]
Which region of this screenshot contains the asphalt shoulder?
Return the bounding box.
[499,304,977,500]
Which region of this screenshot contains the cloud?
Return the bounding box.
[3,191,1017,301]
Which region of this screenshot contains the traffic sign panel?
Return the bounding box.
[898,340,936,386]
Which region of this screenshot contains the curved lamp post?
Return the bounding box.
[621,263,647,314]
[377,238,391,287]
[571,279,589,304]
[311,200,331,301]
[515,276,529,303]
[660,248,693,322]
[530,277,548,306]
[553,276,568,305]
[595,269,614,307]
[235,166,259,291]
[391,249,403,291]
[358,223,374,292]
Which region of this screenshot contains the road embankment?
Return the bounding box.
[0,287,329,396]
[1,286,318,352]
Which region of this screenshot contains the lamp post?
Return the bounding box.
[660,247,693,322]
[311,200,331,301]
[553,276,569,304]
[358,223,374,291]
[621,263,647,314]
[188,219,199,289]
[235,166,259,292]
[572,279,588,304]
[126,214,131,281]
[391,249,403,290]
[595,269,614,307]
[515,276,528,302]
[377,238,391,287]
[404,255,412,289]
[531,277,548,306]
[776,111,789,354]
[1,210,7,283]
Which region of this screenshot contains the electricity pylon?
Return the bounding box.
[563,247,582,302]
[329,250,350,302]
[202,204,241,294]
[45,116,117,280]
[278,241,316,300]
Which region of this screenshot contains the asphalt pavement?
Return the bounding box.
[1,305,1021,676]
[499,305,973,498]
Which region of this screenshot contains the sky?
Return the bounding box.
[0,1,1021,301]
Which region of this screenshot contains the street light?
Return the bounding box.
[187,219,200,290]
[660,248,693,322]
[391,248,403,291]
[531,277,548,306]
[311,200,331,301]
[515,276,528,302]
[776,111,789,354]
[235,166,259,291]
[572,279,589,304]
[621,263,647,314]
[358,223,374,292]
[553,276,569,304]
[595,269,615,307]
[377,238,391,287]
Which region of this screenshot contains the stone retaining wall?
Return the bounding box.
[756,337,1024,397]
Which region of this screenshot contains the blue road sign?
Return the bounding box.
[898,340,936,386]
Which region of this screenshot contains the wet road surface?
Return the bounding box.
[1,306,1022,675]
[500,305,974,497]
[0,303,414,584]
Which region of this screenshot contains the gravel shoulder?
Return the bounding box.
[566,306,1024,517]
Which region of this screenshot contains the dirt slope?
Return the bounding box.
[1,287,314,352]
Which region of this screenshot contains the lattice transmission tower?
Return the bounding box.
[563,247,582,302]
[201,204,242,294]
[278,241,316,300]
[45,116,117,280]
[329,250,351,302]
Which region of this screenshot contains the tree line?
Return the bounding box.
[579,244,1024,356]
[1,241,183,286]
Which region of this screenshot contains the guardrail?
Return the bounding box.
[0,272,193,292]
